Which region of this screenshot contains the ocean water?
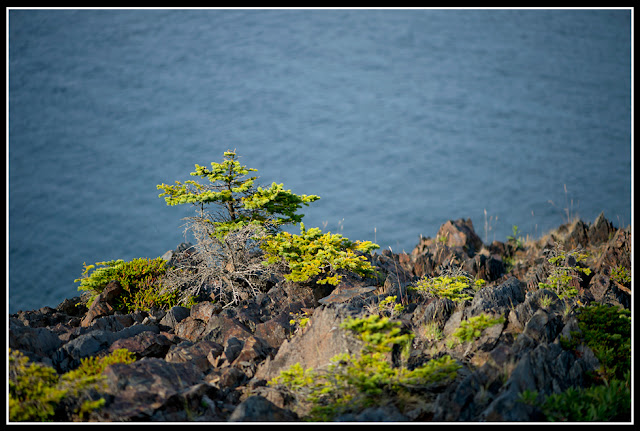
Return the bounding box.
[8,9,632,313]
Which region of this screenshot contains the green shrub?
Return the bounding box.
[507,225,524,249]
[377,295,405,318]
[520,370,631,422]
[9,348,136,422]
[261,222,379,286]
[538,244,591,299]
[560,304,631,381]
[539,371,631,421]
[268,315,460,421]
[9,349,66,421]
[74,257,175,313]
[289,310,311,331]
[411,270,484,303]
[524,304,633,422]
[452,313,505,343]
[610,265,631,286]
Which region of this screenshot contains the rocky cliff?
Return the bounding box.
[8,213,632,422]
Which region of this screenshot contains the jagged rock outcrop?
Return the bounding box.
[8,214,631,422]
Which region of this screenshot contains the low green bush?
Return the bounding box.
[268,315,460,421]
[261,222,379,286]
[411,270,485,304]
[610,265,631,286]
[452,313,505,343]
[9,348,136,421]
[560,303,631,381]
[521,304,632,421]
[539,371,631,421]
[538,244,591,299]
[74,257,178,313]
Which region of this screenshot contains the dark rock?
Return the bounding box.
[412,252,437,278]
[254,314,292,350]
[162,242,195,268]
[222,337,244,364]
[464,277,526,319]
[152,383,222,421]
[507,289,562,332]
[318,280,377,305]
[479,342,600,421]
[375,250,415,285]
[437,218,484,256]
[165,340,224,372]
[464,253,505,282]
[207,366,248,390]
[99,357,204,421]
[9,214,630,422]
[254,306,364,382]
[231,336,271,366]
[174,316,208,341]
[88,313,135,332]
[202,313,253,345]
[587,225,631,309]
[189,301,221,322]
[587,212,615,245]
[522,308,564,344]
[432,362,499,421]
[414,297,455,328]
[54,325,160,372]
[80,280,124,327]
[109,331,174,359]
[9,322,63,364]
[55,296,87,317]
[228,395,299,422]
[565,220,589,249]
[336,404,408,422]
[159,305,191,329]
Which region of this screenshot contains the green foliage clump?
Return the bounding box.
[9,349,66,421]
[157,150,319,238]
[268,315,460,421]
[74,257,177,313]
[411,272,483,303]
[261,222,379,285]
[538,244,591,299]
[9,348,136,422]
[341,314,414,356]
[560,303,631,381]
[521,304,632,421]
[610,265,631,286]
[537,371,631,421]
[289,310,311,330]
[507,225,524,249]
[377,295,405,318]
[452,313,505,343]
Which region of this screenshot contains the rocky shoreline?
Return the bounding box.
[8,213,632,422]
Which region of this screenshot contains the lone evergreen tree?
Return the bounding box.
[157,150,319,238]
[156,150,320,306]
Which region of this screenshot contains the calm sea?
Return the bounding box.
[8,8,632,313]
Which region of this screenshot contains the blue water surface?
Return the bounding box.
[8,9,632,313]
